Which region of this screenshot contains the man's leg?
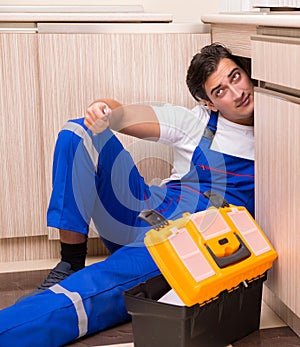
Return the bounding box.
[0,245,160,347]
[59,230,87,271]
[36,118,153,292]
[19,229,88,298]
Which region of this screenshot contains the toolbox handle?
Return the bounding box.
[203,190,229,208]
[206,234,251,268]
[138,209,169,230]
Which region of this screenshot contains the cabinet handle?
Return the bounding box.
[251,34,300,46]
[255,87,300,105]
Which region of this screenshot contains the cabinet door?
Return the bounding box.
[211,23,256,58]
[255,88,300,318]
[0,34,47,238]
[252,35,300,90]
[37,32,210,237]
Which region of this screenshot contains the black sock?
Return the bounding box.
[60,240,87,271]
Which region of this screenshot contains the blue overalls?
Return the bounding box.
[0,111,254,346]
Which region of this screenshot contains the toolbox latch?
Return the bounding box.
[138,209,169,230]
[203,190,229,208]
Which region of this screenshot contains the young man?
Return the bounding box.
[0,43,255,346]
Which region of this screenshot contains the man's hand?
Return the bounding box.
[84,101,111,135]
[83,98,160,140]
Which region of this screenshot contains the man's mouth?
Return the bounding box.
[237,95,250,107]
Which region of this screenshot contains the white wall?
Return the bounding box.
[220,0,257,12]
[143,0,221,22]
[0,0,221,22]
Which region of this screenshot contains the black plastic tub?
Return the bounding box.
[124,273,266,347]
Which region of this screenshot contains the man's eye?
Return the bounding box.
[216,89,223,97]
[233,72,241,81]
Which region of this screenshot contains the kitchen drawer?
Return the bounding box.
[211,24,256,58]
[251,35,300,90]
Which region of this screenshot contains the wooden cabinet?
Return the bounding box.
[0,29,210,261]
[252,31,300,335]
[252,35,300,90]
[202,13,300,335]
[0,34,47,238]
[37,32,210,239]
[210,23,256,58]
[254,89,300,320]
[37,32,209,212]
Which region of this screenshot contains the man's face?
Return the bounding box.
[204,58,254,125]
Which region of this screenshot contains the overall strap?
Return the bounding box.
[202,110,219,141]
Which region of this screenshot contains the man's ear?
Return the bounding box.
[201,99,218,112]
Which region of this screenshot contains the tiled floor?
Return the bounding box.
[0,268,299,347]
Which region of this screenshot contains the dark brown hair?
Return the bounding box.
[186,43,250,102]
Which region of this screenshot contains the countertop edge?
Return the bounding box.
[201,13,300,28]
[37,22,211,34]
[0,12,173,23]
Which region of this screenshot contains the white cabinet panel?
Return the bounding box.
[252,0,300,7]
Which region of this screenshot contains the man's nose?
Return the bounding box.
[230,85,243,100]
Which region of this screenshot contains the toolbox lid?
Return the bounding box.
[144,206,277,306]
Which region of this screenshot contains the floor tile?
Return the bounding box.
[233,326,300,346]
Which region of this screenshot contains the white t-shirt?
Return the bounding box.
[151,103,254,183]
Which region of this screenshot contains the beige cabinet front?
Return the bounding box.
[37,32,210,238]
[0,33,48,239]
[252,35,300,91]
[211,23,256,58]
[254,88,300,319]
[0,30,210,261]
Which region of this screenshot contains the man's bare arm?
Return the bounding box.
[84,99,160,141]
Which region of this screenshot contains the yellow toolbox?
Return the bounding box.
[143,205,277,306]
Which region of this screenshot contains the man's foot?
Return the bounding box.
[16,261,75,303]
